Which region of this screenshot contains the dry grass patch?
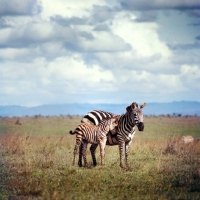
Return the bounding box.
[0,116,200,199]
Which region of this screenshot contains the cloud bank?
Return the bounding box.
[0,0,200,106]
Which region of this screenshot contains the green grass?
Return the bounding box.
[0,116,200,199]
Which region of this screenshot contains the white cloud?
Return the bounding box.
[180,64,200,89]
[0,0,40,16]
[40,0,107,20]
[112,69,185,95]
[0,21,76,48]
[111,12,172,58]
[0,55,116,103]
[0,48,29,60]
[120,0,200,10]
[47,56,116,93]
[40,42,64,56]
[79,31,130,52]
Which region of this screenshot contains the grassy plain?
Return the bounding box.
[0,115,200,200]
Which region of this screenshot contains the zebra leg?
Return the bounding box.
[118,142,125,168]
[82,140,88,167]
[73,144,79,166]
[117,135,125,168]
[125,140,132,168]
[99,138,107,165]
[90,144,98,166]
[73,134,82,166]
[78,142,84,167]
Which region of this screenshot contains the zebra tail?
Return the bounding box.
[69,130,75,135]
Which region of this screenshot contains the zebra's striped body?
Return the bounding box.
[70,116,118,166]
[79,102,146,168]
[115,102,145,168]
[81,110,117,125]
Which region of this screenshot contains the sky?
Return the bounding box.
[0,0,200,106]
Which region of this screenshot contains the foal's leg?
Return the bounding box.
[73,144,80,166]
[99,137,107,165]
[90,144,98,166]
[82,140,88,167]
[73,135,82,166]
[78,143,83,167]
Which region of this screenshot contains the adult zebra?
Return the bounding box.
[69,116,118,166]
[79,102,146,168]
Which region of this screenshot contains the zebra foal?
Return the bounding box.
[69,116,118,166]
[79,102,146,168]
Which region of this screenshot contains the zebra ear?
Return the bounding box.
[132,102,137,109]
[140,102,146,109]
[126,105,131,111]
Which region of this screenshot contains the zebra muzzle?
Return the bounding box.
[137,122,144,131]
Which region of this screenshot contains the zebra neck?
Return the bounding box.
[120,113,136,127]
[118,114,136,135]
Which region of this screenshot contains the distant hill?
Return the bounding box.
[0,101,200,117]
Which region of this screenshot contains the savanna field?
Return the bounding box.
[0,115,200,200]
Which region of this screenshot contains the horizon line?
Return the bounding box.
[1,100,200,108]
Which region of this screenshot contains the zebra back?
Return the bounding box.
[81,110,116,125]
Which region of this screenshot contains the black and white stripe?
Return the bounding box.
[79,102,146,168]
[81,110,116,125]
[70,116,118,167]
